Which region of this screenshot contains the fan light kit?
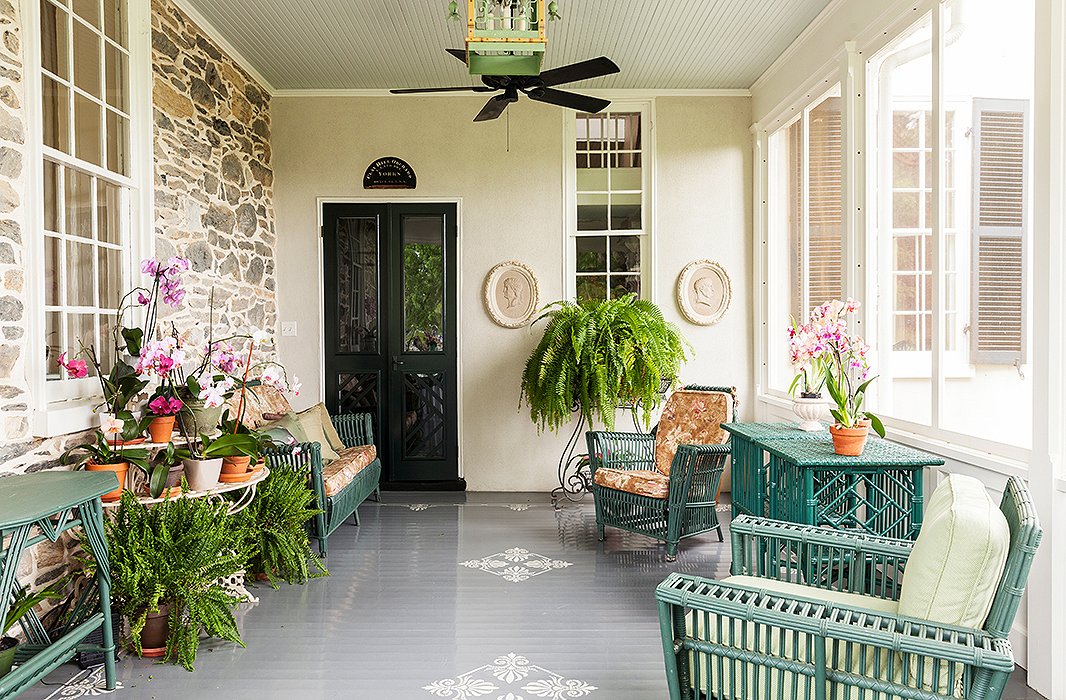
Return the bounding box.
[391,0,619,122]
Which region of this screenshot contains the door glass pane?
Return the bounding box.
[402,216,444,352]
[403,372,445,458]
[336,217,378,353]
[336,371,379,439]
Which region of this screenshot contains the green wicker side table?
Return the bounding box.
[0,472,118,699]
[721,422,825,520]
[762,437,945,540]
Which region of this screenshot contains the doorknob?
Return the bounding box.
[393,357,405,369]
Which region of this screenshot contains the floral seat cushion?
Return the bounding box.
[322,444,378,497]
[654,389,734,476]
[592,467,670,499]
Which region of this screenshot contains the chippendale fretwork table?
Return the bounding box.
[724,422,945,540]
[0,471,118,699]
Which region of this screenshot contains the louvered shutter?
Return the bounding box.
[970,99,1028,365]
[806,96,844,310]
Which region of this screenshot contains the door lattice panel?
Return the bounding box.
[337,372,378,416]
[403,373,446,458]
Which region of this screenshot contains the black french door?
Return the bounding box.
[322,203,460,488]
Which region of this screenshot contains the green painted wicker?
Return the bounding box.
[264,412,381,556]
[0,472,118,698]
[656,476,1042,700]
[588,385,737,561]
[722,423,826,520]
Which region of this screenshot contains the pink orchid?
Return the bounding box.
[57,351,89,379]
[149,395,183,416]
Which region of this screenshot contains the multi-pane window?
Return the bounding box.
[869,0,1033,446]
[572,110,647,302]
[39,0,134,399]
[767,87,844,391]
[887,108,959,354]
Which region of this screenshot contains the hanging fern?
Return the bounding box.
[233,467,328,588]
[521,294,690,432]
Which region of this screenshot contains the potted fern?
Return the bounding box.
[82,491,247,670]
[521,294,690,431]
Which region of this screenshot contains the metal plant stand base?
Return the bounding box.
[551,378,673,506]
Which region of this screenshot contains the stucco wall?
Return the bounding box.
[271,94,753,492]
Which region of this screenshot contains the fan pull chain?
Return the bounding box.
[506,108,511,152]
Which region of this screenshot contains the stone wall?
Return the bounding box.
[0,0,278,478]
[151,0,276,348]
[0,0,278,589]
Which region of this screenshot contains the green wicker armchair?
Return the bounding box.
[587,385,737,561]
[656,475,1042,700]
[265,413,382,556]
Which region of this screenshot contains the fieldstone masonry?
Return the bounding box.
[150,0,277,348]
[0,0,279,587]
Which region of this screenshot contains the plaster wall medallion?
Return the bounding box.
[483,261,539,328]
[676,259,732,326]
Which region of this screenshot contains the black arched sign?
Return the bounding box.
[363,157,417,190]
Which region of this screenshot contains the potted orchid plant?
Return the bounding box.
[803,299,886,455]
[787,315,831,431]
[61,428,152,502]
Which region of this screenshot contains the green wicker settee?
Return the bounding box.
[656,474,1042,700]
[587,385,738,561]
[234,386,382,557]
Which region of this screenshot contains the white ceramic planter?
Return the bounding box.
[181,458,223,491]
[792,397,828,432]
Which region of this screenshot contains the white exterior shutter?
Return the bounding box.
[970,99,1028,365]
[806,97,843,310]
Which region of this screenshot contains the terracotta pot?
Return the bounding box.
[221,455,252,475]
[137,604,170,658]
[830,424,870,456]
[0,636,17,677]
[147,415,176,444]
[181,457,223,491]
[85,462,128,502]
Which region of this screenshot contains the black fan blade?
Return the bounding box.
[537,57,620,87]
[474,94,514,122]
[390,86,494,94]
[528,87,610,114]
[446,48,469,64]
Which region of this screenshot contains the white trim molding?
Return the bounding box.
[273,87,751,99]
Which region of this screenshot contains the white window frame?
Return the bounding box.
[563,100,654,303]
[753,1,1034,468]
[23,0,155,437]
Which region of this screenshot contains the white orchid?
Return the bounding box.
[290,376,302,396]
[251,329,273,347]
[100,415,125,436]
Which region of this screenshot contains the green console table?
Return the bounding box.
[0,472,118,698]
[723,422,945,540]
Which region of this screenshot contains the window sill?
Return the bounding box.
[755,391,1030,478]
[34,399,101,438]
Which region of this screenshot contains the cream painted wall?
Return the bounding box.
[271,94,751,491]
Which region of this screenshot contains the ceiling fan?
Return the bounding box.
[389,52,620,122]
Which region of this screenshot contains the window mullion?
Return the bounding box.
[931,2,946,429]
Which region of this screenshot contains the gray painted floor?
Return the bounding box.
[19,492,1046,699]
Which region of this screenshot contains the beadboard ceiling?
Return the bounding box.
[179,0,835,92]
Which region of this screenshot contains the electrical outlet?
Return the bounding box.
[281,321,298,337]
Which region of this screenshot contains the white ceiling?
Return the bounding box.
[180,0,834,92]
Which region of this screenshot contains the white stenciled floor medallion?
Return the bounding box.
[423,653,597,699]
[43,666,123,698]
[459,548,572,583]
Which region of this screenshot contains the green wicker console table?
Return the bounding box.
[0,472,118,698]
[723,423,945,540]
[721,422,825,520]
